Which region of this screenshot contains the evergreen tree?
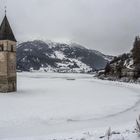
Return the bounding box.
[132,36,140,77]
[116,61,123,78]
[104,63,111,75]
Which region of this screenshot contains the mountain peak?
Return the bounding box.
[17,40,108,73]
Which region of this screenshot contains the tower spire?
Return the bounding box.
[5,6,7,15]
[0,11,17,42]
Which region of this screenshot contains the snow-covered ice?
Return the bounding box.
[0,73,140,140]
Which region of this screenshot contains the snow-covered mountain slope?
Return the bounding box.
[110,53,133,69]
[17,40,109,73]
[98,53,137,82]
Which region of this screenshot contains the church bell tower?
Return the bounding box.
[0,13,17,92]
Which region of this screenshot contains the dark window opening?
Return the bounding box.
[11,45,14,52]
[0,44,4,51]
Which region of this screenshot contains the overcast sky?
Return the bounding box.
[0,0,140,55]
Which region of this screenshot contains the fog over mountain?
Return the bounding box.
[0,0,140,55]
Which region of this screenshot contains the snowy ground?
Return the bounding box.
[0,73,140,140]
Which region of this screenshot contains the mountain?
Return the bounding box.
[98,52,137,82]
[98,36,140,82]
[17,40,109,73]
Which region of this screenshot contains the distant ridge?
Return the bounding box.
[17,40,111,73]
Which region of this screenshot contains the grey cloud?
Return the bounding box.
[0,0,140,55]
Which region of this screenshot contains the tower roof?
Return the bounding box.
[0,15,17,42]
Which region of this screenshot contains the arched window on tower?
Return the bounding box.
[0,44,4,51]
[11,45,14,52]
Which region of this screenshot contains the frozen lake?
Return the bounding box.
[0,73,140,140]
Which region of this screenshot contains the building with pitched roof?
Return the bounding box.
[0,13,17,92]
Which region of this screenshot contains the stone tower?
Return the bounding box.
[0,14,17,92]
